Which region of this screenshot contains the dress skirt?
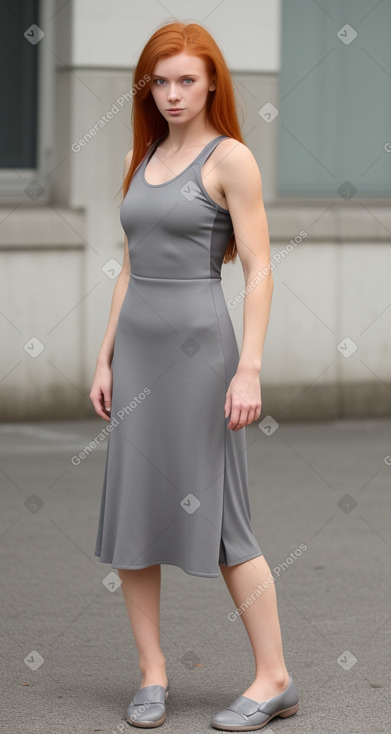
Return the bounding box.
[94,274,263,578]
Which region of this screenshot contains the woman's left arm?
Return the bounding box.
[218,140,273,431]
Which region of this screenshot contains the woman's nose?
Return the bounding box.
[167,85,180,101]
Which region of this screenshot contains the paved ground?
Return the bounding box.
[1,417,390,733]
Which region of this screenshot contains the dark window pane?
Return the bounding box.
[0,0,39,169]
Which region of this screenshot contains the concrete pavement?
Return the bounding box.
[1,417,390,733]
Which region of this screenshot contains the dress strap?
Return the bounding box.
[144,135,166,167]
[191,135,230,168]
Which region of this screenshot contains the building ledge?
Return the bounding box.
[267,203,391,242]
[0,207,86,249]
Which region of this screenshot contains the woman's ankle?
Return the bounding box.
[255,667,290,688]
[139,658,167,680]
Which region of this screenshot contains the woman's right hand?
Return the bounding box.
[89,360,113,422]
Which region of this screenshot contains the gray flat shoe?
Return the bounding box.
[210,674,299,731]
[125,681,169,728]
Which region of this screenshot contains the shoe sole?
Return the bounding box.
[210,702,299,731]
[125,691,169,728]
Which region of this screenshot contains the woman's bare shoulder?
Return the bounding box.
[216,138,256,165]
[214,138,261,184]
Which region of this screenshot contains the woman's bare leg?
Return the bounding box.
[117,565,168,689]
[220,554,290,702]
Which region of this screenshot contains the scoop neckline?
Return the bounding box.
[142,134,226,188]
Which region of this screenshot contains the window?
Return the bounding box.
[278,0,391,197]
[0,0,54,203]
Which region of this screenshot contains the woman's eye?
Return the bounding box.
[153,78,194,85]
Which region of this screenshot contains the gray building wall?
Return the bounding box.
[1,0,390,421]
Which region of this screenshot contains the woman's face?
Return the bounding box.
[150,53,216,126]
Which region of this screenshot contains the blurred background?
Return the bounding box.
[1,2,391,733]
[1,0,390,421]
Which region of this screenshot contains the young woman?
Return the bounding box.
[90,20,299,731]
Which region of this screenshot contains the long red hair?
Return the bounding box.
[118,21,246,264]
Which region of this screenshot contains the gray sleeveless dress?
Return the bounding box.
[94,134,263,577]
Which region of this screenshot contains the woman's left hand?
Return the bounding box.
[224,369,262,430]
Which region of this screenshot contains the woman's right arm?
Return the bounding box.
[89,150,133,421]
